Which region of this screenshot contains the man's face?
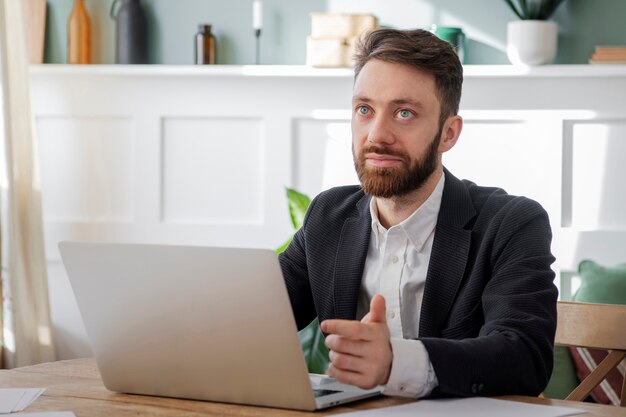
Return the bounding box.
[351,59,444,198]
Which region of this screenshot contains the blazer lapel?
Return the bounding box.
[333,194,371,320]
[419,169,475,337]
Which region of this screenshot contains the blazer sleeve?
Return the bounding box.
[278,197,318,331]
[420,198,557,397]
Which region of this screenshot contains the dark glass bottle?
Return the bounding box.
[195,25,216,65]
[110,0,148,64]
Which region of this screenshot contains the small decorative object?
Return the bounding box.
[503,0,567,65]
[431,25,466,64]
[589,46,626,64]
[23,0,47,64]
[253,0,262,64]
[110,0,148,64]
[195,24,216,64]
[67,0,91,64]
[306,13,378,68]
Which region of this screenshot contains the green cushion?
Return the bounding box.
[544,259,626,400]
[543,346,578,399]
[574,260,626,305]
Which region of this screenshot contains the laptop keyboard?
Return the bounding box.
[313,389,342,398]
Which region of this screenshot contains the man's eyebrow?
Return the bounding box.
[351,96,425,108]
[352,95,372,103]
[390,98,425,108]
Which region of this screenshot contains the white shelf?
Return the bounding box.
[28,64,355,78]
[463,64,626,78]
[29,64,626,78]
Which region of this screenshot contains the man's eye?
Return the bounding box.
[398,109,413,119]
[358,106,370,115]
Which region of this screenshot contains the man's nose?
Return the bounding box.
[367,115,395,145]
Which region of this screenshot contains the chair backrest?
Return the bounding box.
[555,301,626,406]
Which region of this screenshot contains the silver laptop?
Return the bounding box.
[59,241,382,411]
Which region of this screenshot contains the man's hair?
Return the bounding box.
[353,28,463,125]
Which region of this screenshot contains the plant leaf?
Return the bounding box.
[503,0,524,19]
[275,236,293,255]
[504,0,566,20]
[519,0,530,19]
[286,188,311,230]
[541,0,566,19]
[279,188,327,372]
[298,318,330,374]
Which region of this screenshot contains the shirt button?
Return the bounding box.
[389,311,396,319]
[391,255,399,263]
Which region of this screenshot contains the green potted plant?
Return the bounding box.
[503,0,567,65]
[277,188,329,374]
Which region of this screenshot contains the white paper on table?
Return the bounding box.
[0,388,46,413]
[13,388,45,412]
[0,389,26,413]
[333,397,586,417]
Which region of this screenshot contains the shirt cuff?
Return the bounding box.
[383,337,438,398]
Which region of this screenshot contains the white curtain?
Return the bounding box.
[0,0,55,367]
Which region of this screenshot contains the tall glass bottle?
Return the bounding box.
[110,0,148,64]
[195,25,216,65]
[67,0,91,64]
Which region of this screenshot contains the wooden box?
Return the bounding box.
[306,36,357,68]
[310,13,377,39]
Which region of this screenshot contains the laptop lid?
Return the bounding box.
[59,241,381,411]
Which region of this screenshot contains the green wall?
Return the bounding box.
[44,0,626,65]
[45,0,326,64]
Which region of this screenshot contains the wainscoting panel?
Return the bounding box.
[444,113,562,221]
[28,64,626,359]
[36,116,135,222]
[161,117,265,224]
[292,119,357,197]
[569,120,626,230]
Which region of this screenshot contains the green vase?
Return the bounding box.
[431,25,466,64]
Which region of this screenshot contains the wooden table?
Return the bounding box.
[0,359,623,416]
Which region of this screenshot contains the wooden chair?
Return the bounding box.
[555,301,626,406]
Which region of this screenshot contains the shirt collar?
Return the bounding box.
[369,174,445,252]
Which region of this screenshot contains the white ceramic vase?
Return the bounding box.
[507,20,558,65]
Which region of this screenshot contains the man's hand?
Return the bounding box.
[320,294,393,389]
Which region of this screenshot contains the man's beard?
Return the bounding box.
[353,130,441,199]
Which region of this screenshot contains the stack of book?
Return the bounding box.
[306,13,378,68]
[589,46,626,64]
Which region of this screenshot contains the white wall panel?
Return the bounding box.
[37,116,134,222]
[293,119,358,198]
[444,114,562,222]
[161,117,264,224]
[570,121,626,230]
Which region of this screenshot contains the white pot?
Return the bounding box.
[507,20,558,65]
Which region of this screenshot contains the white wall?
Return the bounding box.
[29,64,626,359]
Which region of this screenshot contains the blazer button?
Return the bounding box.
[478,383,484,393]
[471,383,478,394]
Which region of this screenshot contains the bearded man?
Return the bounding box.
[279,28,557,399]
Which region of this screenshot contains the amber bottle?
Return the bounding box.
[67,0,91,64]
[195,25,216,65]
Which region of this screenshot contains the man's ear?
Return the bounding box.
[439,115,463,153]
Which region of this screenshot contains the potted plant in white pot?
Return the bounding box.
[504,0,566,65]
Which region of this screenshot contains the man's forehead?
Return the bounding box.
[352,64,437,107]
[354,60,436,91]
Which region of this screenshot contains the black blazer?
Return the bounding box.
[279,169,558,397]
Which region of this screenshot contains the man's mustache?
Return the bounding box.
[360,145,408,162]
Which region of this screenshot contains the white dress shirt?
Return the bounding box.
[356,175,444,398]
